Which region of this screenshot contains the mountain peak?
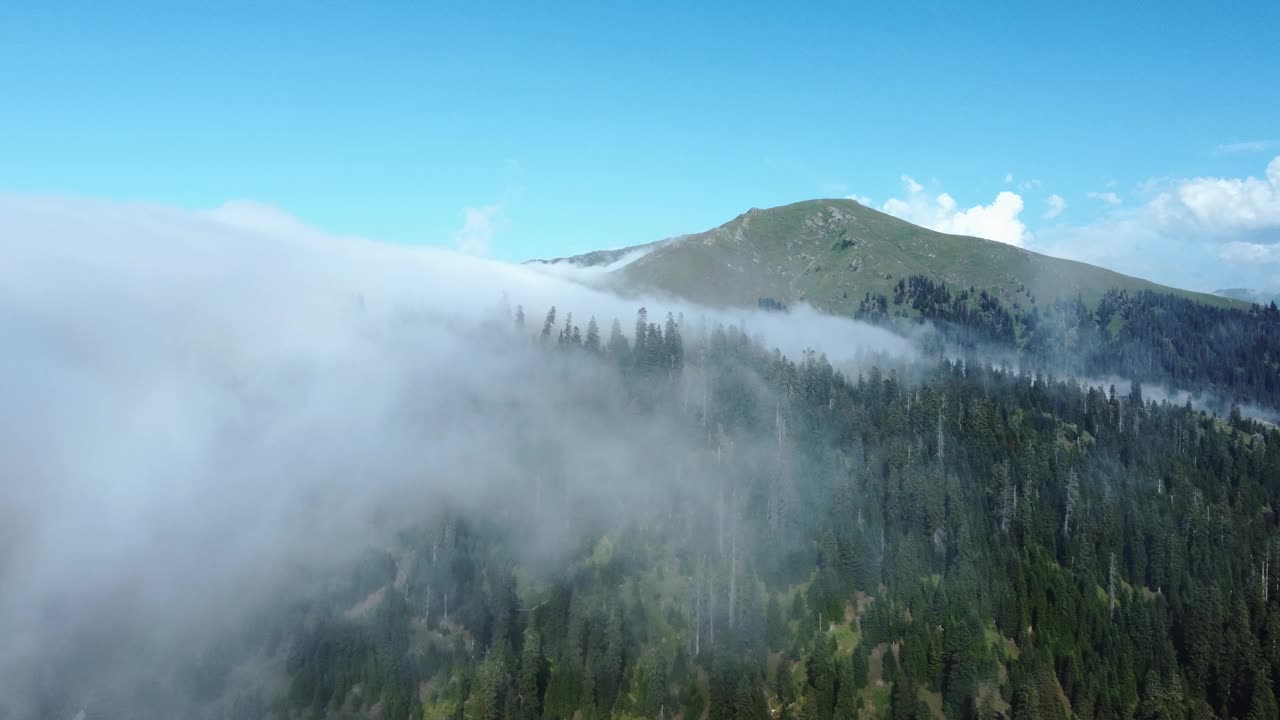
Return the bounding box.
[537,199,1238,312]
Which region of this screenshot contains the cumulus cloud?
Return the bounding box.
[880,175,1030,247]
[1151,156,1280,233]
[1087,191,1123,206]
[453,202,505,255]
[1044,194,1067,220]
[1036,156,1280,291]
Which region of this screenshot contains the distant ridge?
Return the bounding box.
[1215,287,1280,306]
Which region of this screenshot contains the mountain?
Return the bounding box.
[535,198,1240,311]
[534,199,1280,409]
[25,200,1280,720]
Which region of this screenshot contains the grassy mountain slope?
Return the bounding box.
[538,198,1240,312]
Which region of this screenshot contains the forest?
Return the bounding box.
[853,277,1280,411]
[50,298,1278,720]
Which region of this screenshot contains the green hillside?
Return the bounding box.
[541,198,1240,312]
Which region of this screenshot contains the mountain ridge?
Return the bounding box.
[532,198,1242,312]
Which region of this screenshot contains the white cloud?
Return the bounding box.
[1004,172,1014,184]
[200,200,322,237]
[1220,241,1280,264]
[1036,156,1280,292]
[1151,156,1280,232]
[0,191,919,716]
[844,193,874,206]
[1087,191,1122,206]
[880,175,1030,247]
[1044,194,1067,220]
[452,203,505,255]
[1215,139,1280,155]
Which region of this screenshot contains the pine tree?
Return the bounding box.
[734,675,769,720]
[607,318,629,364]
[633,307,649,369]
[634,648,667,719]
[559,312,574,347]
[665,312,683,372]
[833,656,861,720]
[579,663,597,720]
[1063,468,1080,538]
[596,609,623,711]
[1011,678,1040,720]
[647,322,664,374]
[889,663,919,720]
[766,594,786,649]
[518,628,545,720]
[541,306,557,342]
[808,629,837,720]
[465,657,502,720]
[850,644,869,691]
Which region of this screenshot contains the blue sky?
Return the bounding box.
[2,2,1279,290]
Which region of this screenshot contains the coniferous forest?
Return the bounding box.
[8,6,1280,720]
[44,299,1280,720]
[854,277,1280,411]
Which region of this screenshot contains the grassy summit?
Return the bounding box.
[535,198,1239,312]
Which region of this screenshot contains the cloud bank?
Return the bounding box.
[0,192,914,717]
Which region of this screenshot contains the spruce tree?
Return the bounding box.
[584,317,601,354]
[541,306,557,342]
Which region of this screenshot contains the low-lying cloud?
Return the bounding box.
[0,191,913,717]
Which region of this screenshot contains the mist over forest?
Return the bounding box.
[5,195,1280,720]
[6,1,1280,716]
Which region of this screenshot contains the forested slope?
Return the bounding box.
[852,277,1280,410]
[65,305,1280,720]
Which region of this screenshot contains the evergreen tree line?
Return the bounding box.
[202,304,1280,720]
[855,277,1280,410]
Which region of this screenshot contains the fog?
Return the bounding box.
[0,193,913,717]
[1072,374,1280,426]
